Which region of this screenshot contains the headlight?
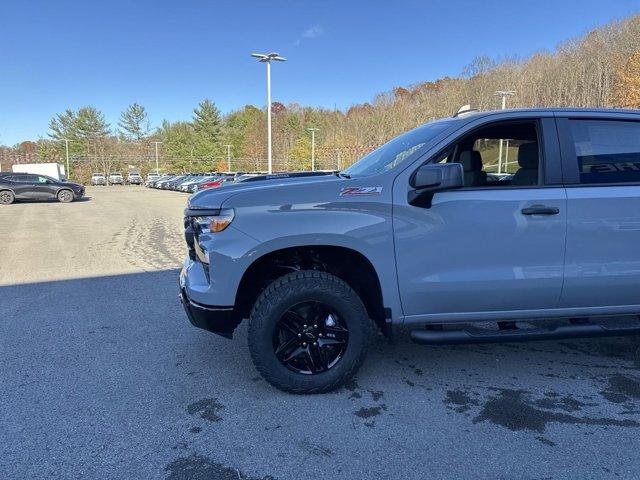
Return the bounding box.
[194,208,235,233]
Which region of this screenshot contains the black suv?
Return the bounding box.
[0,173,85,204]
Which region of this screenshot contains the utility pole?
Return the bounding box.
[251,53,286,174]
[63,139,70,180]
[152,141,162,174]
[224,144,232,172]
[307,128,319,171]
[494,91,516,174]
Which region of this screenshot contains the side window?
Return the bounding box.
[449,121,541,188]
[568,120,640,184]
[432,147,454,165]
[36,176,49,183]
[13,175,34,183]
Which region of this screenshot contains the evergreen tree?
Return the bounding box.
[192,99,222,157]
[75,107,110,141]
[158,120,196,171]
[48,109,78,141]
[118,103,150,140]
[47,106,109,157]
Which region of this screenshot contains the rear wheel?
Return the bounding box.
[57,189,73,203]
[248,270,371,394]
[0,190,15,205]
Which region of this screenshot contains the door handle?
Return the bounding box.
[521,205,559,216]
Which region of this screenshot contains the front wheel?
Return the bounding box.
[248,270,371,394]
[57,189,74,203]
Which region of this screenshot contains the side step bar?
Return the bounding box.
[410,323,640,345]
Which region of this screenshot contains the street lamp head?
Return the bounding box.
[494,90,516,96]
[251,52,286,62]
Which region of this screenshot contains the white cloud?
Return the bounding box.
[295,25,324,45]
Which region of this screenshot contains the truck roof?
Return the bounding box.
[450,107,640,121]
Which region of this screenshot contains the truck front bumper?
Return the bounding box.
[179,288,238,339]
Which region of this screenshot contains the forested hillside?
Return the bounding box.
[2,14,639,179]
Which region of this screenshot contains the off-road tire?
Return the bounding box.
[57,189,74,203]
[248,270,371,394]
[0,190,15,205]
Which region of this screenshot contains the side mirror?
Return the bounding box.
[409,163,464,207]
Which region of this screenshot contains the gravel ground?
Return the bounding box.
[2,186,640,479]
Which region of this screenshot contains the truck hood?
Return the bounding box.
[188,174,341,209]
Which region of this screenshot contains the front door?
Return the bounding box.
[393,118,567,320]
[33,176,58,199]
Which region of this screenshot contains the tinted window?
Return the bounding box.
[569,120,640,184]
[438,121,540,188]
[12,174,35,183]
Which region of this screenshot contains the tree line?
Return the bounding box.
[2,13,640,181]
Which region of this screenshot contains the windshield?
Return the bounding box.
[342,119,455,176]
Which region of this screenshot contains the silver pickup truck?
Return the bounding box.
[181,108,640,393]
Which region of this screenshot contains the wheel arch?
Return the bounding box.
[233,245,388,334]
[56,187,74,198]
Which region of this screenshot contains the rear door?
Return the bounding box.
[10,174,39,199]
[557,114,640,309]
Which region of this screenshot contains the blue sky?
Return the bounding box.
[1,0,639,146]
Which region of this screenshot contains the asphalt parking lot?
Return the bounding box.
[2,186,640,479]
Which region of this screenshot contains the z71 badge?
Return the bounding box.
[340,186,383,196]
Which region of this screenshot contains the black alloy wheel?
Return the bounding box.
[273,301,349,375]
[248,270,371,394]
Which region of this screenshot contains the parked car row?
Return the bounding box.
[146,171,337,194]
[146,172,246,193]
[0,168,336,206]
[91,172,143,186]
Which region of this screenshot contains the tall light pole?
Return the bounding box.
[152,141,162,174]
[224,144,232,172]
[307,128,319,171]
[494,90,516,174]
[251,52,286,174]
